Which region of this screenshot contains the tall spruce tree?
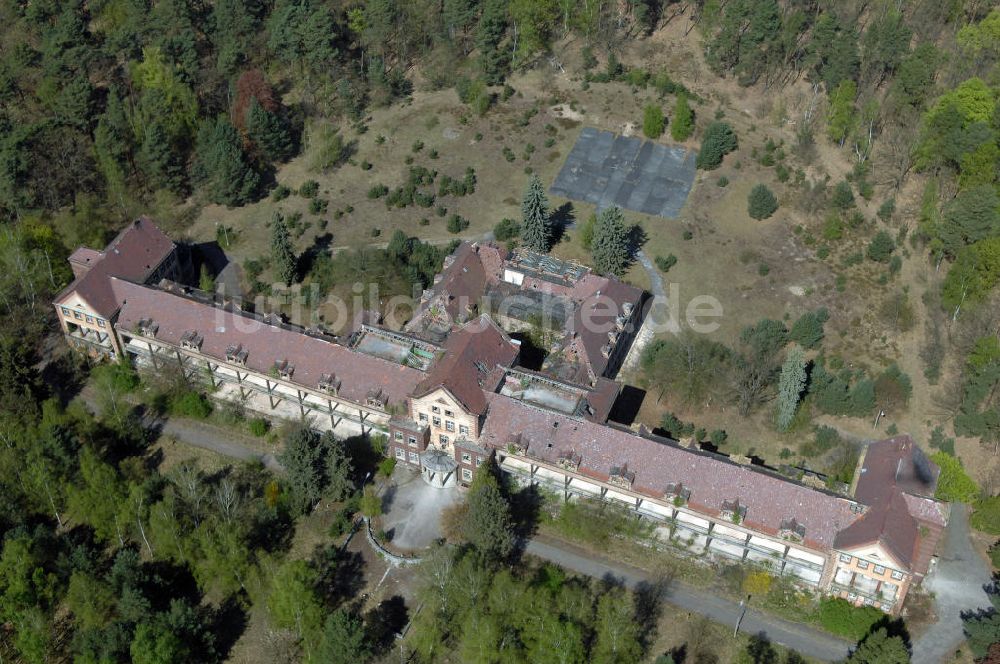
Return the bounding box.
[245,98,295,163]
[270,211,297,286]
[138,120,185,193]
[520,174,551,253]
[591,205,630,276]
[776,345,806,431]
[192,116,259,207]
[462,459,515,562]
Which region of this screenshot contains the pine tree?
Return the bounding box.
[245,98,295,163]
[671,93,694,141]
[827,79,858,145]
[192,116,260,207]
[845,628,909,664]
[138,120,185,193]
[748,184,779,219]
[591,206,630,276]
[462,460,514,562]
[776,345,806,431]
[696,122,737,169]
[520,174,551,253]
[270,211,297,286]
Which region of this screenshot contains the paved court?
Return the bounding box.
[550,127,696,218]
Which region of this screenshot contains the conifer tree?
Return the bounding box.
[138,120,185,194]
[671,93,694,141]
[520,174,551,253]
[776,345,806,431]
[748,184,779,219]
[192,116,260,207]
[246,98,295,163]
[696,122,737,169]
[270,211,297,286]
[591,205,630,276]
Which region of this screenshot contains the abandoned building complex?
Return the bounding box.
[55,218,948,614]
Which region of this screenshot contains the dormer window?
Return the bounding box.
[318,373,340,394]
[180,330,203,351]
[136,317,159,338]
[664,482,691,506]
[608,465,635,490]
[779,518,806,542]
[557,450,581,472]
[720,499,748,524]
[273,359,294,380]
[366,388,387,409]
[225,343,248,365]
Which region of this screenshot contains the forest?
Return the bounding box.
[0,0,999,662]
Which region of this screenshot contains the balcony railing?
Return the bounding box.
[831,582,896,606]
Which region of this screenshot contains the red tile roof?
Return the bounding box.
[840,436,948,573]
[855,435,939,505]
[113,280,423,408]
[412,316,519,415]
[57,217,176,318]
[480,393,861,551]
[833,492,919,569]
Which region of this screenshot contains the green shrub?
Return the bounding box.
[248,418,269,437]
[170,391,212,419]
[271,184,291,201]
[502,146,516,162]
[973,497,1000,535]
[817,598,882,640]
[378,457,396,477]
[655,254,677,272]
[932,452,979,503]
[877,198,896,222]
[92,362,140,393]
[447,214,469,234]
[696,122,737,169]
[748,184,778,220]
[867,231,895,262]
[831,181,855,210]
[299,180,320,198]
[717,176,729,187]
[494,218,521,241]
[989,542,1000,568]
[929,426,955,456]
[412,139,424,153]
[643,104,665,139]
[789,308,829,349]
[367,184,388,199]
[758,263,770,276]
[309,198,328,215]
[682,229,693,240]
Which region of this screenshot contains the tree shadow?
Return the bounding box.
[192,241,229,281]
[745,632,778,664]
[210,594,249,660]
[381,483,399,512]
[627,224,649,258]
[634,575,672,650]
[143,559,202,610]
[550,201,575,244]
[364,595,409,654]
[297,232,335,279]
[311,544,367,608]
[509,484,544,549]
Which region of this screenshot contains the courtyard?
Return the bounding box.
[378,465,464,552]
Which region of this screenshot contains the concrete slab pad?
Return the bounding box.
[551,129,697,219]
